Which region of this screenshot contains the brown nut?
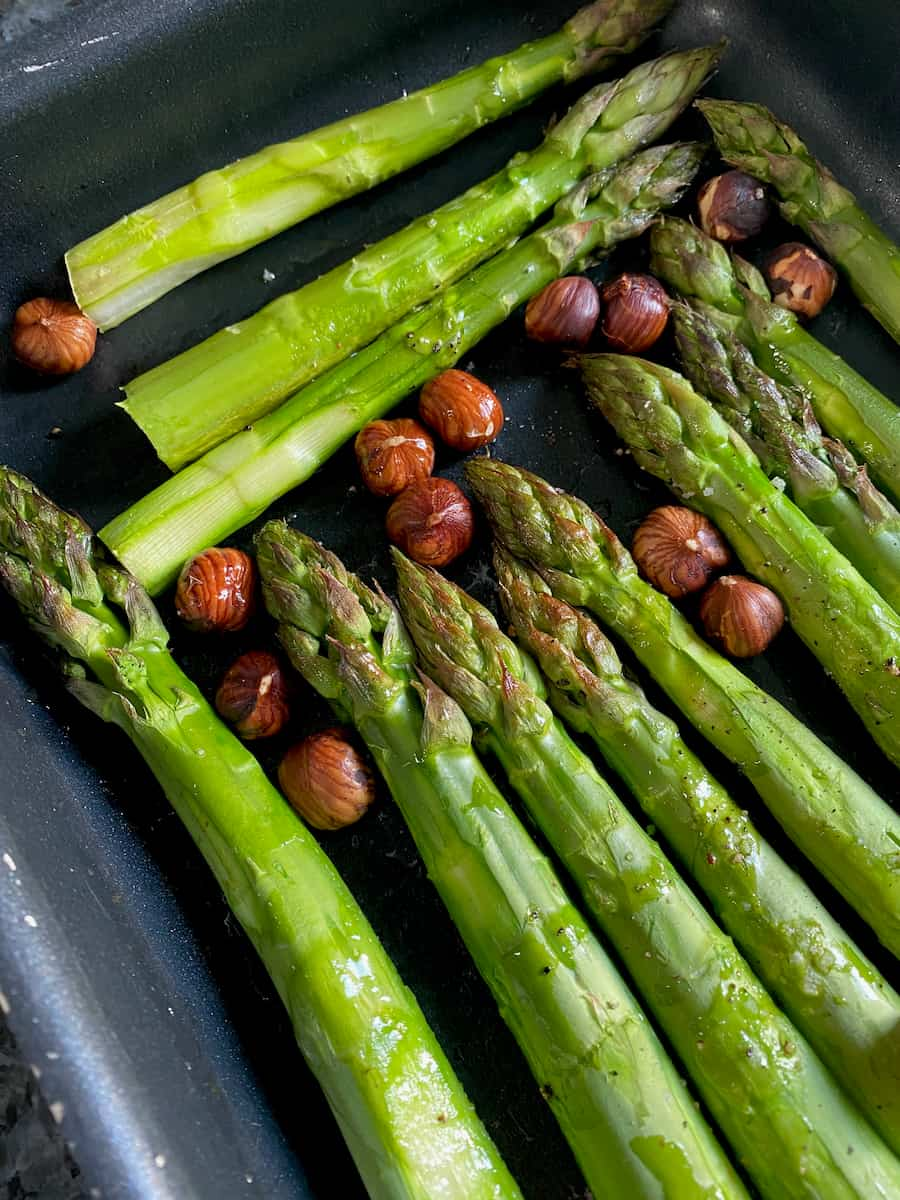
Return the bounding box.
[418,370,504,452]
[386,477,474,567]
[355,418,435,497]
[175,547,256,633]
[632,506,730,598]
[699,575,784,658]
[601,274,669,353]
[697,170,770,243]
[215,650,289,739]
[524,276,600,347]
[278,728,375,830]
[763,243,837,319]
[11,298,97,375]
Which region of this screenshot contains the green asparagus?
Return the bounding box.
[672,299,900,612]
[495,546,900,1155]
[100,141,705,594]
[649,217,900,503]
[0,468,522,1200]
[697,99,900,344]
[393,549,900,1200]
[254,521,744,1200]
[121,46,721,469]
[465,459,900,956]
[66,0,674,330]
[579,353,900,764]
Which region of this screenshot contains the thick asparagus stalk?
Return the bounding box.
[100,142,705,594]
[465,459,900,957]
[254,521,743,1200]
[0,469,521,1200]
[672,300,900,612]
[495,547,900,1155]
[121,46,721,470]
[579,353,900,764]
[66,0,674,330]
[393,550,900,1200]
[650,217,900,503]
[697,99,900,344]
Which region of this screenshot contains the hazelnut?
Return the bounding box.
[355,418,434,497]
[386,477,474,567]
[697,170,770,243]
[215,650,289,739]
[699,575,784,658]
[524,276,600,347]
[175,547,256,632]
[632,507,730,598]
[11,298,97,375]
[279,728,375,830]
[601,274,669,354]
[763,243,837,319]
[419,370,504,452]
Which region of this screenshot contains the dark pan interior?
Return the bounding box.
[0,1,898,1197]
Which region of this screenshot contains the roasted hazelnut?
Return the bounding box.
[11,298,97,375]
[601,274,669,353]
[175,547,256,632]
[763,243,837,319]
[355,418,434,497]
[697,170,770,243]
[279,728,375,830]
[215,650,289,739]
[386,477,474,567]
[524,276,600,347]
[632,507,730,598]
[699,575,784,658]
[419,370,504,452]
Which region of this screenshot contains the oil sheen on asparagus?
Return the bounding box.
[0,467,521,1200]
[255,521,744,1200]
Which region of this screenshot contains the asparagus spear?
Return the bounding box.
[393,550,900,1200]
[100,141,705,594]
[697,99,900,344]
[66,0,674,330]
[672,300,900,612]
[121,46,721,470]
[649,217,900,504]
[495,547,900,1155]
[0,469,521,1200]
[579,353,900,764]
[465,459,900,957]
[254,521,744,1200]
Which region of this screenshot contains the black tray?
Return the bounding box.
[1,2,898,1197]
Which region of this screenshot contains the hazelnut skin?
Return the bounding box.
[175,547,256,633]
[355,418,435,497]
[279,728,375,830]
[763,243,837,319]
[11,298,97,375]
[386,477,474,568]
[632,506,730,598]
[524,276,600,347]
[419,370,504,452]
[697,171,770,243]
[601,274,669,354]
[699,575,785,658]
[215,651,289,739]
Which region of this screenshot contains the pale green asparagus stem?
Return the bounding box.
[100,142,705,594]
[465,458,900,958]
[66,0,674,329]
[120,46,721,469]
[0,468,521,1200]
[495,547,900,1156]
[697,99,900,344]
